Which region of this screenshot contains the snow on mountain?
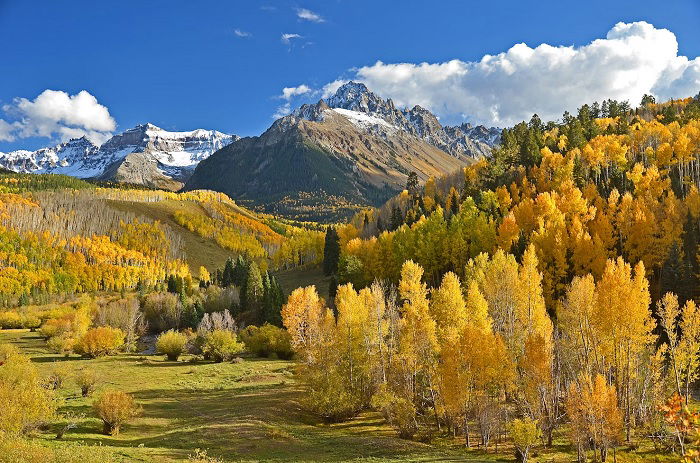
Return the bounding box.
[294,81,500,159]
[0,124,238,182]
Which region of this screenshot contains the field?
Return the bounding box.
[0,329,676,463]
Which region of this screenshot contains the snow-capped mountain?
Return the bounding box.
[294,81,501,159]
[0,124,238,189]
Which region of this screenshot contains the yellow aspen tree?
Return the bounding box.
[678,300,700,403]
[517,245,553,348]
[281,285,335,363]
[429,271,467,343]
[397,260,438,406]
[558,274,599,376]
[657,292,682,396]
[464,280,492,334]
[594,258,652,442]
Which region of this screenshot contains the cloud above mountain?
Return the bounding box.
[0,89,116,144]
[314,21,700,126]
[296,8,324,23]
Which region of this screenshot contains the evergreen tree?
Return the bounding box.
[323,227,341,276]
[262,272,284,326]
[222,257,235,287]
[245,261,264,320]
[406,171,419,198]
[376,215,384,232]
[232,255,248,287]
[390,205,403,231]
[328,275,338,317]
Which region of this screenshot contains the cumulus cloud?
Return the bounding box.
[234,29,251,38]
[281,33,302,45]
[319,21,700,127]
[296,8,324,23]
[281,84,312,100]
[1,89,116,144]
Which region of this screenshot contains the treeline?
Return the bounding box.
[335,93,700,306]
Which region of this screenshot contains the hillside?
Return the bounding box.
[0,172,325,305]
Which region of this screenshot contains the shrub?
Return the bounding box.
[75,368,100,397]
[187,449,223,463]
[197,311,236,335]
[92,390,141,436]
[371,388,417,439]
[42,362,70,390]
[47,335,75,356]
[510,417,540,463]
[142,292,182,332]
[156,330,188,361]
[202,329,244,362]
[240,324,294,359]
[0,345,56,434]
[0,311,23,329]
[74,327,125,358]
[94,297,144,352]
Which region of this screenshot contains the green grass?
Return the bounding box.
[0,329,679,463]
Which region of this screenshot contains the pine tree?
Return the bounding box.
[245,261,264,321]
[222,257,235,287]
[232,255,248,287]
[323,227,341,276]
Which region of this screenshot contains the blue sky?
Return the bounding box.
[1,0,699,151]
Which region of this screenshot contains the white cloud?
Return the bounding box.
[281,84,312,100]
[296,8,324,23]
[321,79,347,98]
[0,119,17,142]
[1,89,116,144]
[272,102,291,119]
[234,29,251,38]
[319,21,700,126]
[281,33,302,45]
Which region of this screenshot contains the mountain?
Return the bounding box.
[0,124,238,189]
[319,81,500,157]
[185,82,500,221]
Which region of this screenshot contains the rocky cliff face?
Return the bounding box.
[0,124,238,189]
[294,81,500,159]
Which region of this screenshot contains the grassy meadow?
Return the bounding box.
[0,329,677,463]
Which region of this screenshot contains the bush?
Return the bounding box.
[142,292,182,332]
[0,345,56,434]
[0,311,23,329]
[42,362,70,390]
[202,329,244,362]
[187,449,223,463]
[510,417,540,463]
[371,388,417,439]
[75,368,100,397]
[156,330,188,361]
[47,335,75,356]
[74,327,125,358]
[240,324,294,359]
[92,390,141,436]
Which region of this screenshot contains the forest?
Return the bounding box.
[1,93,700,462]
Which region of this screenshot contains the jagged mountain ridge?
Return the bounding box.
[184,82,494,221]
[295,81,500,158]
[0,124,238,189]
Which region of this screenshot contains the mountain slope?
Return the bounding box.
[185,83,489,221]
[0,124,238,189]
